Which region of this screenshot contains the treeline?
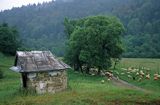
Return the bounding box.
[0,0,159,57]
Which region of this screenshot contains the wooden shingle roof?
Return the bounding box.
[12,51,70,73]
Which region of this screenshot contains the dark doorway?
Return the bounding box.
[22,73,27,88]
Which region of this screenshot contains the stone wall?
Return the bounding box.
[26,70,67,94]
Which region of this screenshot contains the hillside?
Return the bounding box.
[0,0,160,57]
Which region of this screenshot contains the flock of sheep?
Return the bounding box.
[107,67,160,81]
[90,66,160,83]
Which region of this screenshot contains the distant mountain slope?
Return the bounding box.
[0,0,159,57]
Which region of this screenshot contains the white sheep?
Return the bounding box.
[105,72,113,78]
[128,67,132,71]
[132,69,137,73]
[154,73,159,80]
[101,80,105,84]
[121,68,127,71]
[140,70,145,76]
[116,76,119,80]
[127,75,132,79]
[154,76,158,80]
[146,74,150,79]
[138,78,142,82]
[121,72,125,75]
[91,74,95,76]
[100,72,105,76]
[136,72,139,76]
[127,72,131,74]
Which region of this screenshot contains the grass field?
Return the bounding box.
[111,58,160,92]
[0,55,160,105]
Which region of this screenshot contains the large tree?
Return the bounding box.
[65,16,124,74]
[0,23,20,55]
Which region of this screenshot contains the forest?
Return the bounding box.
[0,0,160,57]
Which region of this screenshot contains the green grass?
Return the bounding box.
[0,56,160,105]
[113,58,160,92]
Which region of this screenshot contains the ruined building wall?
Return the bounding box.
[25,70,67,94]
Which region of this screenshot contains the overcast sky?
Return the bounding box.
[0,0,53,11]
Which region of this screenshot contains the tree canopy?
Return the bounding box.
[0,23,20,55]
[65,16,124,74]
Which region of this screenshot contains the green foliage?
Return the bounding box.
[0,0,160,57]
[65,16,124,73]
[123,34,160,58]
[0,23,20,55]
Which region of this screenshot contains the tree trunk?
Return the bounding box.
[97,68,101,75]
[80,64,83,73]
[74,64,79,71]
[86,66,90,74]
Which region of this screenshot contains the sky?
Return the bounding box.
[0,0,53,11]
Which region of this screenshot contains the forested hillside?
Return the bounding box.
[0,0,159,57]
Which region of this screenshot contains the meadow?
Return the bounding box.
[114,58,160,92]
[0,55,160,105]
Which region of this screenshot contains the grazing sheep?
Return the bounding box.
[154,76,158,80]
[132,69,137,73]
[135,69,139,71]
[146,68,150,72]
[127,75,132,79]
[101,80,105,84]
[121,68,127,71]
[154,73,158,77]
[154,73,159,80]
[127,72,131,74]
[121,72,125,75]
[91,74,95,76]
[140,70,145,77]
[116,76,119,80]
[136,72,139,76]
[138,78,142,82]
[128,67,132,71]
[107,78,111,81]
[146,74,150,80]
[105,72,113,78]
[100,72,105,76]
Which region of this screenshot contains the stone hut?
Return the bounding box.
[10,51,70,94]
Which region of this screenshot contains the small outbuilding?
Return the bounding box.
[10,51,70,94]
